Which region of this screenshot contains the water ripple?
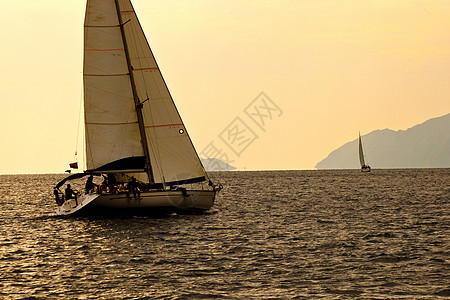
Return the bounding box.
[0,169,449,298]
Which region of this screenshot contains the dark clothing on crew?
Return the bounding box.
[128,177,137,190]
[54,188,63,206]
[85,176,94,194]
[65,185,77,200]
[127,177,140,199]
[107,174,117,186]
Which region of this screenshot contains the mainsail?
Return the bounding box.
[83,0,207,185]
[358,132,365,168]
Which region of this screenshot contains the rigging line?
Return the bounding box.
[80,26,86,171]
[81,106,86,171]
[75,79,83,162]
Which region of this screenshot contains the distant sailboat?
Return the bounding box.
[53,0,221,215]
[359,132,371,172]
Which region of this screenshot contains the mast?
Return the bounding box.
[114,0,154,183]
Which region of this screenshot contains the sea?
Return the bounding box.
[0,169,449,299]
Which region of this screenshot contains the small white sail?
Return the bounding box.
[358,132,366,168]
[83,0,207,185]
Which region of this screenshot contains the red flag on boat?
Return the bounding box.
[69,162,78,169]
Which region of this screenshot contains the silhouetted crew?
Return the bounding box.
[85,175,95,194]
[54,188,63,206]
[65,184,77,201]
[127,176,140,199]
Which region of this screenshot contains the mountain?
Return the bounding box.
[201,158,236,171]
[316,113,450,169]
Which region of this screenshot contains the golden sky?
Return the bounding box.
[0,0,449,174]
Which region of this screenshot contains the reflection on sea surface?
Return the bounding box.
[0,169,449,298]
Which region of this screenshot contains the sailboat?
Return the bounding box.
[54,0,221,215]
[358,132,371,172]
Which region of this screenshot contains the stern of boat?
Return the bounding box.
[55,193,100,216]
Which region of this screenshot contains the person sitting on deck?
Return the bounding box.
[85,175,96,194]
[107,173,117,193]
[65,184,77,202]
[54,188,64,206]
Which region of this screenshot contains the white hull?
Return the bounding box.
[56,189,216,216]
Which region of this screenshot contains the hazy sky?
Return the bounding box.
[1,0,449,174]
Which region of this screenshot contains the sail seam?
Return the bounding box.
[145,123,183,128]
[87,122,138,125]
[84,73,129,77]
[85,25,120,28]
[133,67,158,71]
[85,48,124,52]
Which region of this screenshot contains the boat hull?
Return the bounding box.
[56,189,216,216]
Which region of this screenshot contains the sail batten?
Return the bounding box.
[84,0,207,183]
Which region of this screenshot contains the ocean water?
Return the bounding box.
[0,169,449,299]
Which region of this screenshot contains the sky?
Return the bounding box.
[0,0,449,174]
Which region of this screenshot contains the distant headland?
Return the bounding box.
[316,113,450,169]
[201,158,236,171]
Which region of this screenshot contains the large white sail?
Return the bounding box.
[84,0,207,184]
[358,132,365,168]
[84,0,143,171]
